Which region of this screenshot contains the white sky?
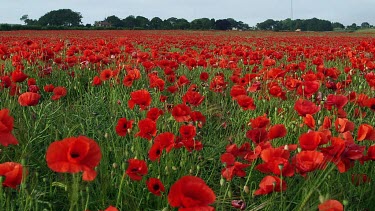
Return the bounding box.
[1,0,374,26]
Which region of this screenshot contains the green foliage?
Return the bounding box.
[38,9,82,26]
[256,18,334,31]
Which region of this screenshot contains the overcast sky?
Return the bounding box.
[1,0,374,26]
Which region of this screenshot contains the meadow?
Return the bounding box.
[0,30,375,211]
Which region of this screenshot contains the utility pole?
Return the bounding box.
[291,0,293,20]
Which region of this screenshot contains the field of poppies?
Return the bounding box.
[0,30,375,211]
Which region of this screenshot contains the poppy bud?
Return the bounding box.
[243,185,250,194]
[220,177,225,186]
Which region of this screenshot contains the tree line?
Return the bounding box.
[8,9,374,31]
[19,9,250,30]
[256,18,373,31]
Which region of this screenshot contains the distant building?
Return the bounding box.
[94,21,112,27]
[295,29,301,32]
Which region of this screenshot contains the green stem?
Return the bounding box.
[116,174,125,208]
[69,174,80,211]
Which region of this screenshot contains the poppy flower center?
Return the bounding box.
[70,152,80,158]
[153,184,160,190]
[371,104,375,110]
[131,168,139,172]
[155,149,161,155]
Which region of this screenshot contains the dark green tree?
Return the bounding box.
[123,15,136,29]
[348,23,358,30]
[105,15,124,28]
[175,18,190,29]
[38,9,82,26]
[150,17,163,29]
[215,19,232,30]
[332,22,345,29]
[361,22,370,28]
[135,16,150,29]
[256,19,277,30]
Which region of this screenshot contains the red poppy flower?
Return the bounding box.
[364,98,375,111]
[200,72,209,81]
[125,159,148,181]
[235,95,256,110]
[293,150,324,176]
[100,69,112,81]
[177,75,190,87]
[27,78,36,86]
[303,114,315,129]
[146,108,163,121]
[46,136,102,181]
[0,162,24,189]
[364,145,375,161]
[222,161,250,181]
[334,118,354,133]
[246,128,268,144]
[44,84,55,92]
[268,124,287,140]
[182,90,205,107]
[0,109,19,147]
[128,89,152,110]
[18,92,41,106]
[103,206,118,211]
[148,141,163,161]
[294,99,320,116]
[11,70,28,83]
[51,86,67,101]
[172,104,191,122]
[115,118,134,137]
[190,111,206,127]
[250,114,270,129]
[254,175,287,195]
[299,131,322,150]
[210,75,227,93]
[135,118,157,140]
[1,76,11,88]
[146,178,165,196]
[230,85,247,99]
[168,175,216,210]
[324,94,348,110]
[297,80,320,98]
[92,76,102,86]
[357,124,375,141]
[154,132,175,152]
[318,199,343,211]
[179,125,196,140]
[255,147,294,177]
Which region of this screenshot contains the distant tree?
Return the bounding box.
[20,15,28,23]
[236,21,250,30]
[165,17,178,29]
[175,18,190,29]
[150,17,163,29]
[332,22,345,29]
[20,14,38,26]
[361,22,370,28]
[348,23,358,30]
[135,16,150,29]
[105,15,124,28]
[256,19,277,30]
[161,19,172,29]
[38,9,82,26]
[123,15,136,29]
[280,18,293,31]
[215,19,232,30]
